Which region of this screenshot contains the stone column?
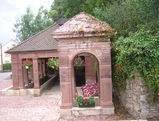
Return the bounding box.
[99,49,113,107]
[18,59,24,88]
[38,59,42,79]
[33,58,40,89]
[11,54,19,89]
[11,54,24,89]
[59,56,73,109]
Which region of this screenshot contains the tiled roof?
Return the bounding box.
[7,24,60,53]
[53,12,116,38]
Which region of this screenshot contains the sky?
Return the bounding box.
[0,0,53,45]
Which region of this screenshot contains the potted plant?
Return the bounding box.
[74,57,84,67]
[46,58,59,70]
[22,60,32,69]
[76,96,95,108]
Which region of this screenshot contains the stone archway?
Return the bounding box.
[53,12,116,115]
[71,52,100,105]
[58,46,113,110]
[73,52,99,85]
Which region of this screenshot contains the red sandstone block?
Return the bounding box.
[60,56,69,67]
[100,65,112,78]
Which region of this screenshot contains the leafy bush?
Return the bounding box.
[3,63,11,70]
[114,28,159,101]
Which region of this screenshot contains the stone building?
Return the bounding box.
[2,39,18,64]
[7,12,116,116]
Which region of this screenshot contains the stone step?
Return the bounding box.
[71,106,114,116]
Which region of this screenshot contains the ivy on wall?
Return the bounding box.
[113,28,159,101]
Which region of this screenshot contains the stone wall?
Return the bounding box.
[117,73,159,119]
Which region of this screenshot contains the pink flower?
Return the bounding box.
[84,98,89,102]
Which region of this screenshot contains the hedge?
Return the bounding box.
[3,63,11,70]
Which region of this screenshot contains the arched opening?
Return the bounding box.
[72,52,100,106]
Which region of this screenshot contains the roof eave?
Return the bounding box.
[6,48,58,54]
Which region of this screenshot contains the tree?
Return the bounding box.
[14,8,34,41]
[94,0,159,38]
[14,0,159,42]
[49,0,114,20]
[14,0,115,41]
[14,7,53,41]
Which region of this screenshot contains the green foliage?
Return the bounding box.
[114,28,159,101]
[74,57,84,67]
[14,7,53,41]
[49,0,114,19]
[46,58,59,69]
[94,0,159,37]
[3,63,11,70]
[76,96,95,107]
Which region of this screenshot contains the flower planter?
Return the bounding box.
[46,58,59,70]
[22,60,32,69]
[25,66,29,69]
[78,103,95,108]
[76,96,95,108]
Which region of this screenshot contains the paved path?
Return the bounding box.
[0,80,135,121]
[0,72,11,82]
[0,79,12,90]
[0,72,12,90]
[0,95,60,121]
[0,83,61,121]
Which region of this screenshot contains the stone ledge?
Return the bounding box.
[71,106,114,117]
[0,75,58,96]
[2,88,40,96]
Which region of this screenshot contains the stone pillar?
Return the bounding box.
[100,50,113,107]
[11,54,24,89]
[11,54,19,89]
[38,59,42,79]
[33,58,40,89]
[59,56,73,109]
[18,59,24,88]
